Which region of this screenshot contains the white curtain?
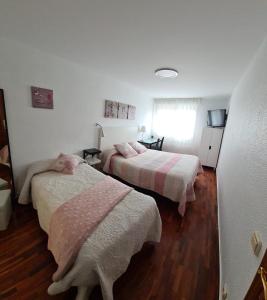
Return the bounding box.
[152,98,200,154]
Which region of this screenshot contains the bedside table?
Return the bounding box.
[83,148,102,167]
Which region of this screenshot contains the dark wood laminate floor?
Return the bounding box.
[0,168,219,300]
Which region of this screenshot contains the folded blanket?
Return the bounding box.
[18,159,54,204]
[48,176,133,281]
[18,156,85,204]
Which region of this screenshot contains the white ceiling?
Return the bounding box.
[0,0,267,98]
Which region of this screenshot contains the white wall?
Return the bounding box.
[0,38,153,186]
[195,96,229,155]
[217,38,267,299]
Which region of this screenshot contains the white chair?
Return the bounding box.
[0,189,11,230]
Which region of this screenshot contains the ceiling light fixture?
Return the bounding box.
[155,68,179,78]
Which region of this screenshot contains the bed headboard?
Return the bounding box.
[100,126,138,152]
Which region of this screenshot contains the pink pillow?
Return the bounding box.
[129,141,147,154]
[50,153,80,174]
[114,143,138,158]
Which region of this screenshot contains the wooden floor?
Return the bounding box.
[0,168,219,300]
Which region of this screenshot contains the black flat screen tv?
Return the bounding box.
[207,109,227,127]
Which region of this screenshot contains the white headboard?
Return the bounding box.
[100,126,138,151]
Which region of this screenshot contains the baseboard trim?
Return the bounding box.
[216,170,223,300]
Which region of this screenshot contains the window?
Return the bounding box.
[152,98,200,152]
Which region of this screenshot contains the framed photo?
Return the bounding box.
[118,102,128,119]
[104,100,118,118]
[127,105,136,120]
[31,86,53,109]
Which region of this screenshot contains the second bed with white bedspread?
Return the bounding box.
[25,163,162,300]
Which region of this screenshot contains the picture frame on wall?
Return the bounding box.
[104,100,118,118]
[118,102,128,119]
[31,86,53,109]
[104,99,136,120]
[127,105,136,120]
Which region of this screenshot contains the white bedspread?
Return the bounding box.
[102,149,202,216]
[31,164,162,300]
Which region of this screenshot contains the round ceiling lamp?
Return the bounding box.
[155,68,178,78]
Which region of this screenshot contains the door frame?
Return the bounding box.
[0,89,16,199]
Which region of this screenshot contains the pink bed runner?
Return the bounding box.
[48,176,133,281]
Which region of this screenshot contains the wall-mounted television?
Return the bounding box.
[207,109,227,127]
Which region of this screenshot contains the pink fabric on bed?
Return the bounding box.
[50,153,80,174]
[48,176,133,281]
[103,150,202,217]
[129,142,147,154]
[114,143,138,158]
[154,154,181,195]
[176,162,203,215]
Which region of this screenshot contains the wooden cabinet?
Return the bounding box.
[199,127,224,168]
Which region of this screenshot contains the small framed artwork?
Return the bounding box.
[31,86,53,109]
[118,102,128,119]
[104,100,118,118]
[127,105,136,120]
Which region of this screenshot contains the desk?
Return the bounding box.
[138,138,158,149]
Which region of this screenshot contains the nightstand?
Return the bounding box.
[138,138,158,149]
[83,148,102,167]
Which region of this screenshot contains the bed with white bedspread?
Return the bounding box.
[19,162,162,300]
[102,149,202,216]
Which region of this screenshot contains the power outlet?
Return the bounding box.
[250,231,262,256]
[222,283,228,300]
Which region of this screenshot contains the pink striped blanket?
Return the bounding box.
[48,176,133,281]
[103,149,202,216]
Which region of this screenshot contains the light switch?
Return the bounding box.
[222,283,228,300]
[250,231,262,256]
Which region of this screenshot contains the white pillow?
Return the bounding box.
[129,141,147,154]
[49,153,81,175]
[114,143,138,158]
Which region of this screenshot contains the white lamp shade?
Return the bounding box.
[140,126,146,133]
[96,123,104,137]
[100,128,104,137]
